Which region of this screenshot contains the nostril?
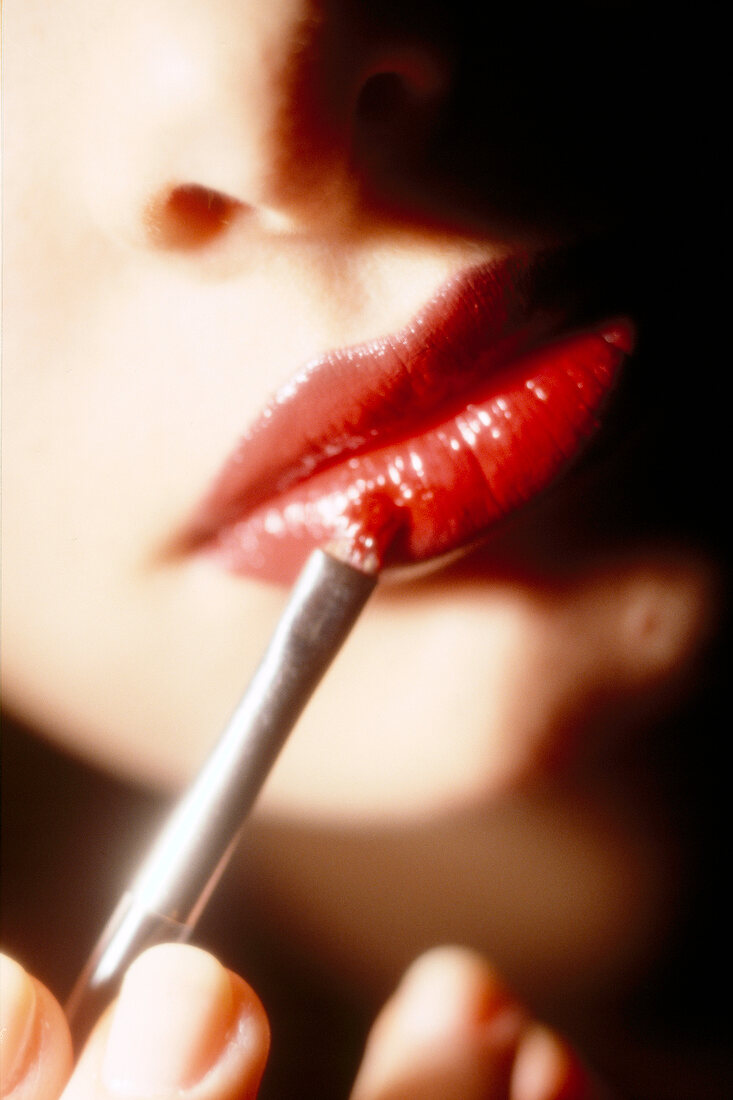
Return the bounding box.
[356,47,449,125]
[144,184,244,250]
[353,52,450,175]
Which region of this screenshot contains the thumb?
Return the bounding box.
[62,944,270,1100]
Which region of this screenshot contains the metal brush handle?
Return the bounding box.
[66,548,376,1046]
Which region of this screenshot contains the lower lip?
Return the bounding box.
[204,321,632,584]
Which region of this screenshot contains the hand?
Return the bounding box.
[0,946,269,1100]
[1,945,599,1099]
[349,947,599,1100]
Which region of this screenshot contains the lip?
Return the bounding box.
[180,253,633,584]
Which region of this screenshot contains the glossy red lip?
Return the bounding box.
[182,254,633,583]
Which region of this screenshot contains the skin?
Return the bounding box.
[0,944,593,1100]
[1,0,728,1095]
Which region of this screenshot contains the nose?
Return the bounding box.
[84,1,451,253]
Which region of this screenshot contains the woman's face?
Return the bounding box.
[1,0,720,998]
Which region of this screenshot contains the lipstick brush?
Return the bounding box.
[65,547,377,1047]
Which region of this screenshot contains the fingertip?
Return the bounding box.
[65,944,270,1099]
[0,954,37,1091]
[511,1024,594,1100]
[225,970,271,1097]
[0,953,73,1100]
[101,944,237,1092]
[395,946,518,1035]
[351,946,526,1100]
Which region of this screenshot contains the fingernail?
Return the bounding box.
[0,955,38,1092]
[101,944,236,1095]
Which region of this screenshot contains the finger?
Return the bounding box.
[61,944,270,1100]
[349,946,527,1100]
[511,1025,602,1100]
[0,953,74,1100]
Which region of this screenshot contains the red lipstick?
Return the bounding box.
[183,255,633,583]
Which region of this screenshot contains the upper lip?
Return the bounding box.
[180,250,577,548]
